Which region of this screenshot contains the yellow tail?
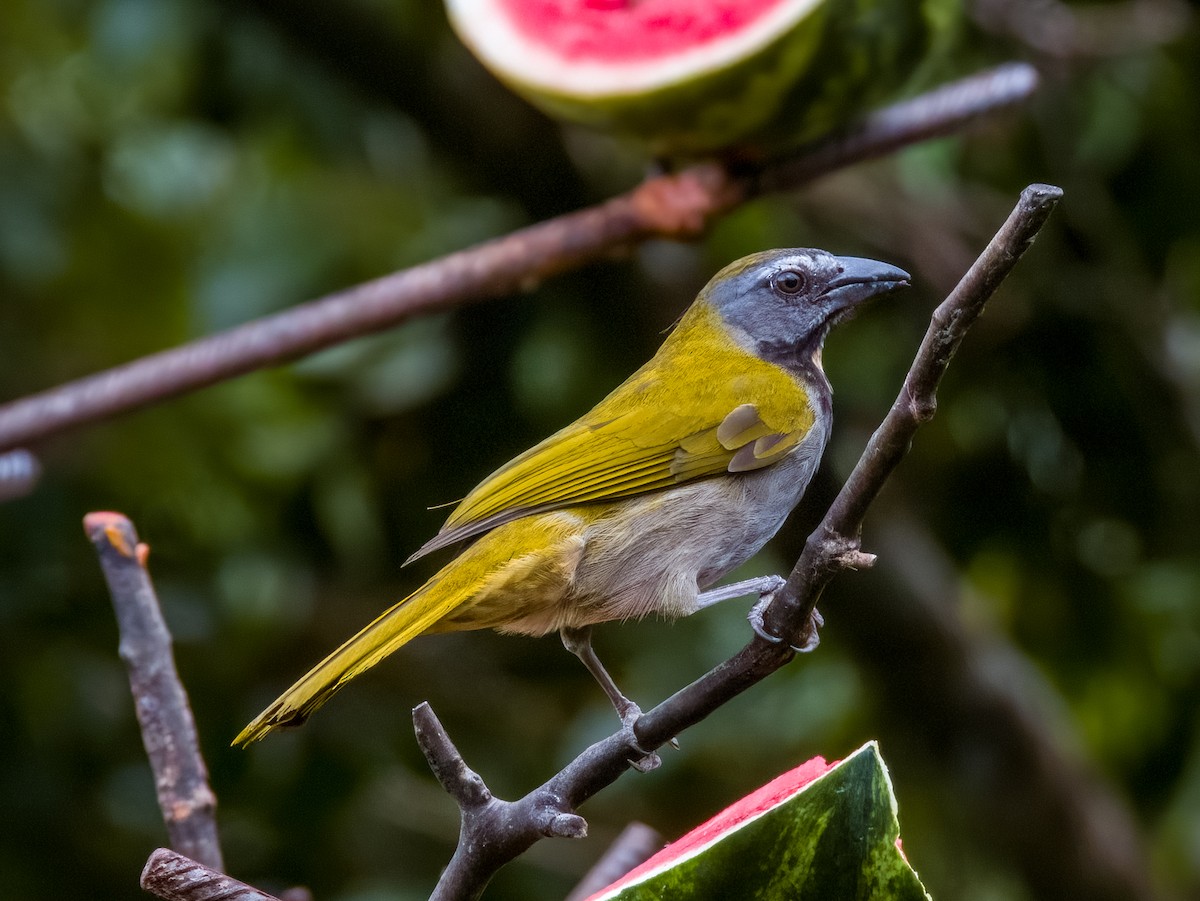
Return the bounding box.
[233,577,460,746]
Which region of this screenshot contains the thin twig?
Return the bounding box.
[84,512,224,872]
[419,184,1063,900]
[413,704,587,901]
[413,702,493,811]
[0,64,1037,455]
[141,848,281,901]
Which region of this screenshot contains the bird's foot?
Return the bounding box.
[749,593,824,654]
[616,700,662,773]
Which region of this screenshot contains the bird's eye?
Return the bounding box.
[771,269,807,296]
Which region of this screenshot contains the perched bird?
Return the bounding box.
[235,248,909,748]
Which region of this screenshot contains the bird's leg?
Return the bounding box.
[561,625,637,720]
[696,575,824,652]
[694,574,786,611]
[561,625,661,772]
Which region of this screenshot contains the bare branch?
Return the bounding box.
[0,64,1037,455]
[83,512,224,872]
[419,184,1063,899]
[413,702,493,811]
[413,703,589,901]
[141,848,281,901]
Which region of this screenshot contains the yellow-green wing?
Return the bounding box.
[408,304,816,562]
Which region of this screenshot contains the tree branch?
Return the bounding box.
[412,703,588,901]
[417,184,1063,900]
[141,848,281,901]
[0,64,1037,455]
[83,512,224,873]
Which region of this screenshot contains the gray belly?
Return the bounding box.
[562,422,829,627]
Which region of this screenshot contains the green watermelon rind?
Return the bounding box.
[590,741,931,901]
[447,0,960,156]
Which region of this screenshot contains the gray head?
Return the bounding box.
[703,248,910,367]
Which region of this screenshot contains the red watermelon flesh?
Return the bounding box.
[502,0,784,62]
[586,753,838,899]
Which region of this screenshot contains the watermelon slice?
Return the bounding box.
[445,0,957,156]
[585,741,931,900]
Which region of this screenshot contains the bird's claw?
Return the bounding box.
[616,701,662,772]
[791,607,825,653]
[759,574,787,595]
[749,594,824,654]
[627,749,662,773]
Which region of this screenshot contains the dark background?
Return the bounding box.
[1,1,1198,899]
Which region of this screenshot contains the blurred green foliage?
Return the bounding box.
[1,1,1198,900]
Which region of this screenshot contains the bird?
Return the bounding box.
[234,248,909,748]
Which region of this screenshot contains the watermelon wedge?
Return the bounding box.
[586,741,931,900]
[445,0,957,157]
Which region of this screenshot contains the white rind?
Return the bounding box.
[446,0,822,98]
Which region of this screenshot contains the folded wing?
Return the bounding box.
[409,367,815,564]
